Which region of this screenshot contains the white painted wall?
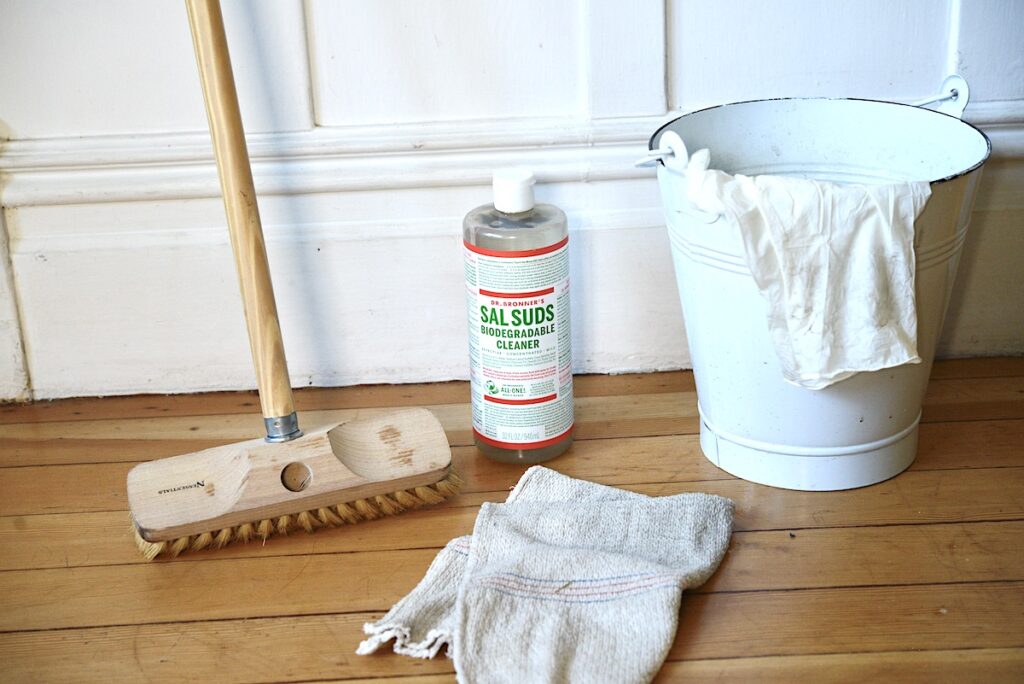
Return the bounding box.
[0,0,312,138]
[0,0,1021,400]
[307,0,583,125]
[668,0,951,109]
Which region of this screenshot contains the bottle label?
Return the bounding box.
[464,236,573,449]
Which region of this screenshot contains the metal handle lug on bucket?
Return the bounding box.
[912,74,970,119]
[636,130,688,168]
[643,132,722,224]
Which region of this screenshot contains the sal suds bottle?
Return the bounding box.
[463,168,574,464]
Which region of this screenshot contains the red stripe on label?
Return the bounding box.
[479,287,555,299]
[473,426,574,450]
[484,393,557,405]
[464,236,568,258]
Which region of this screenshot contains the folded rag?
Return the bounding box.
[685,149,932,389]
[357,467,734,683]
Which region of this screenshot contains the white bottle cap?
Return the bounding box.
[492,167,535,213]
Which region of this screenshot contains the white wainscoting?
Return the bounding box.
[0,0,1022,400]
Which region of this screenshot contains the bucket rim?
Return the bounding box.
[649,96,993,185]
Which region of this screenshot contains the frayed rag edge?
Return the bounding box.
[356,622,453,660]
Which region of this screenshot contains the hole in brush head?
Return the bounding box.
[281,462,312,492]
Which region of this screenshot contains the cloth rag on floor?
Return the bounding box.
[356,466,734,684]
[684,148,933,389]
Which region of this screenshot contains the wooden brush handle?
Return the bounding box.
[186,0,294,421]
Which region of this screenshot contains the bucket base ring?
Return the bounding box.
[699,415,919,491]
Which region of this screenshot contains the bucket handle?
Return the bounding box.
[639,73,972,170]
[638,75,971,225]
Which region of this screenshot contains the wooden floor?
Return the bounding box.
[1,358,1023,682]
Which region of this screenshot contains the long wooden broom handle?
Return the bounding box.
[186,0,299,439]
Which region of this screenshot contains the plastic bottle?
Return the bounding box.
[463,168,574,464]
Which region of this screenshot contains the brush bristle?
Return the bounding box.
[132,470,462,560]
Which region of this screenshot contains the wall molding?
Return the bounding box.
[0,116,664,207]
[3,102,1021,209]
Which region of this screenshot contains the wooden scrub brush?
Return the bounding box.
[127,0,459,560]
[128,408,460,560]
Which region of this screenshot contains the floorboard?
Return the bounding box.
[1,360,1022,682]
[2,583,1022,682]
[3,520,1023,633]
[654,648,1024,683]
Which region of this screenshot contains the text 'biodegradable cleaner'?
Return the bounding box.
[463,169,574,464]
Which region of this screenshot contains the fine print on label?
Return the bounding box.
[465,238,573,449]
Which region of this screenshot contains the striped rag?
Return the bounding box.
[357,466,734,683]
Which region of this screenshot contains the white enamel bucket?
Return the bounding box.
[651,95,991,490]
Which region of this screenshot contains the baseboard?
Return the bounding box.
[10,211,689,400]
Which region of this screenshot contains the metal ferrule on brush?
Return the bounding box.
[264,412,302,442]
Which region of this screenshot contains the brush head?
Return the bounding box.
[131,471,461,560]
[127,407,458,560]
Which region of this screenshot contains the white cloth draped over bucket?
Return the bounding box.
[683,148,932,390]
